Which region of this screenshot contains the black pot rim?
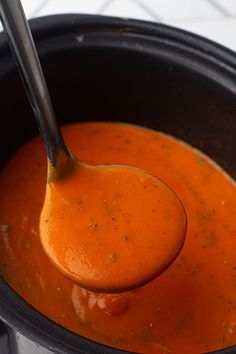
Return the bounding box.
[0,13,236,354]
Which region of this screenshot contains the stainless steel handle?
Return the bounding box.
[0,321,9,354]
[0,0,70,167]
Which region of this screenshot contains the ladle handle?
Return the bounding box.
[0,0,70,167]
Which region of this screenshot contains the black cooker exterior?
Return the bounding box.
[0,14,236,354]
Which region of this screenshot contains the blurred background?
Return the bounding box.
[1,0,236,51]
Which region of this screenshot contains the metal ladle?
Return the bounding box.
[0,0,187,293]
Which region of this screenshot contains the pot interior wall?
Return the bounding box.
[0,40,236,179]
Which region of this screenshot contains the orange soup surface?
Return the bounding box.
[1,122,236,354]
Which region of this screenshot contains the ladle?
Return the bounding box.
[0,0,187,293]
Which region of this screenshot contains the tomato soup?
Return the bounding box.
[0,122,236,354]
[40,157,186,293]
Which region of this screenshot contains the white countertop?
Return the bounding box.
[13,0,236,52]
[0,0,235,52]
